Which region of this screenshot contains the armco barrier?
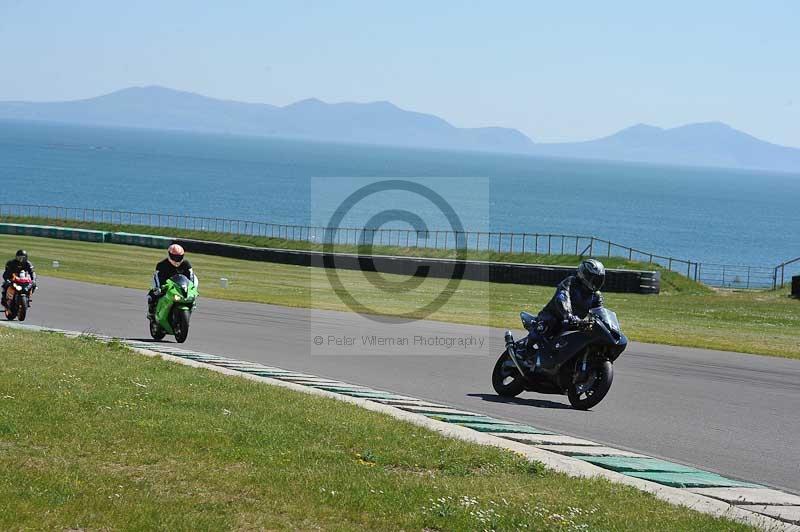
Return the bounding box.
[108,232,175,249]
[163,237,660,294]
[0,223,107,242]
[0,224,660,294]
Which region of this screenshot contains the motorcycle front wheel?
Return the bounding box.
[173,308,190,343]
[567,360,614,410]
[17,295,27,322]
[492,351,525,397]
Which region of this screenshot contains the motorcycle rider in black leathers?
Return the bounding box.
[528,259,606,370]
[147,243,198,319]
[2,250,37,308]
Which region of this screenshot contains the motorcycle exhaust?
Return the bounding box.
[505,330,530,380]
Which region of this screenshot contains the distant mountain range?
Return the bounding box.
[2,86,799,173]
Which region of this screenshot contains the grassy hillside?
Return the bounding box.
[0,216,706,294]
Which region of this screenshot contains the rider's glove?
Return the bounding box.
[566,316,592,330]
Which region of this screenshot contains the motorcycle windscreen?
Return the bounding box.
[170,274,191,294]
[590,308,620,332]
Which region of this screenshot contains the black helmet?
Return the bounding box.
[15,250,27,262]
[577,259,605,291]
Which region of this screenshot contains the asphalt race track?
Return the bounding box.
[20,276,800,495]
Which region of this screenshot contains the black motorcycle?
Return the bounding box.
[492,308,627,410]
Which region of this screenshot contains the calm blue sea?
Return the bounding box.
[1,119,799,266]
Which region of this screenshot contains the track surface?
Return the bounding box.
[19,276,800,494]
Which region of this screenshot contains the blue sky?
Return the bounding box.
[1,1,798,146]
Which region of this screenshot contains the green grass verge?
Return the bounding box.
[0,327,752,531]
[2,233,798,359]
[0,216,706,294]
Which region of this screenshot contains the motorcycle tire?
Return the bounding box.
[17,295,27,322]
[149,319,167,341]
[567,360,614,410]
[173,308,190,343]
[492,351,525,397]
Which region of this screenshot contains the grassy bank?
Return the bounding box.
[0,327,751,530]
[1,234,798,359]
[0,215,704,294]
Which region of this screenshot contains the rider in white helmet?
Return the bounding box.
[147,243,199,319]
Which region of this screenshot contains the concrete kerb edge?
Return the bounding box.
[0,321,794,532]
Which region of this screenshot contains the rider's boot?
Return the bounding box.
[525,333,546,373]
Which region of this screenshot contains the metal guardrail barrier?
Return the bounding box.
[774,256,800,290]
[0,203,792,289]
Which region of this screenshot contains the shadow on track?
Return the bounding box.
[467,393,573,410]
[126,337,178,344]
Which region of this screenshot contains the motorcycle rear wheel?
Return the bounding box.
[492,351,525,397]
[149,319,166,341]
[3,290,15,320]
[567,360,614,410]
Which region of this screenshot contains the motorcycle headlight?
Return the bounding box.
[173,294,182,302]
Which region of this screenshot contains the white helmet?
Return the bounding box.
[167,243,185,266]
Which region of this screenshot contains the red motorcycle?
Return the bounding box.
[3,272,33,321]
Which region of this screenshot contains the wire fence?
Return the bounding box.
[0,203,793,290]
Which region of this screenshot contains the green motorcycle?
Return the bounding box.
[148,274,198,343]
